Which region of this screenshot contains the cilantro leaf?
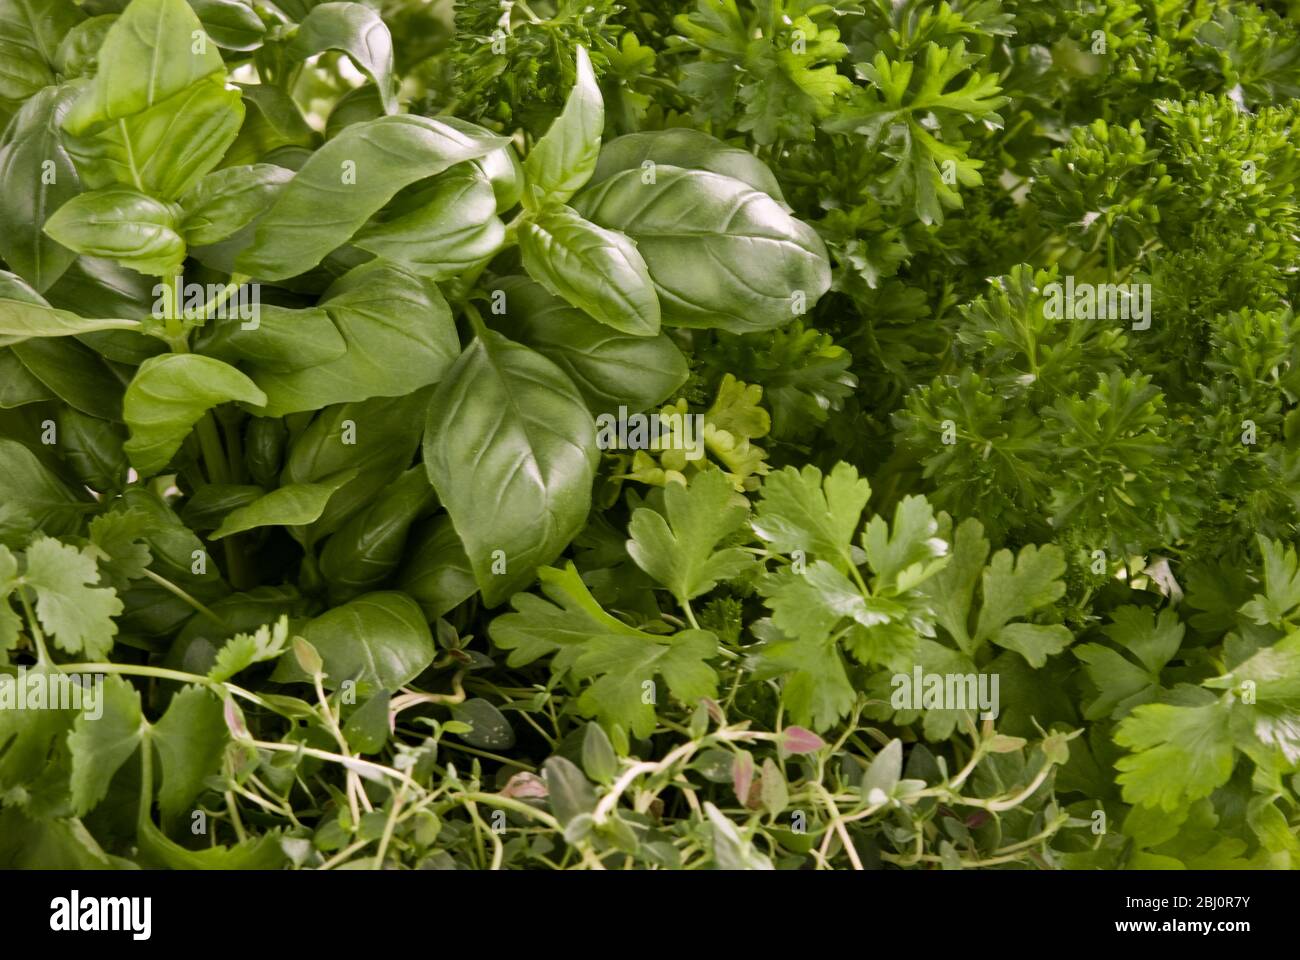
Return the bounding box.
[23,537,122,660]
[67,674,143,816]
[208,616,290,683]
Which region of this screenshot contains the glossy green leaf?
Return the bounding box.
[209,469,357,540]
[0,0,83,102]
[0,437,89,535]
[397,515,477,621]
[11,336,127,420]
[590,129,788,204]
[63,0,226,136]
[180,163,294,245]
[0,298,138,340]
[122,353,267,476]
[488,275,686,412]
[65,73,245,202]
[423,331,598,606]
[189,0,264,51]
[573,165,831,333]
[288,2,397,114]
[194,303,347,372]
[247,261,459,416]
[319,467,435,600]
[0,84,82,291]
[43,188,186,276]
[519,205,660,336]
[271,591,435,693]
[354,163,505,278]
[524,45,602,206]
[235,115,507,280]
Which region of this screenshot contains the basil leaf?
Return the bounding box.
[288,1,397,114]
[209,469,357,540]
[319,467,435,601]
[398,515,477,620]
[0,298,138,339]
[43,187,186,277]
[235,115,507,280]
[0,437,89,536]
[122,353,267,476]
[489,275,686,412]
[247,261,459,416]
[180,164,294,246]
[53,15,115,79]
[11,337,126,420]
[0,84,82,291]
[0,0,83,102]
[63,0,226,136]
[222,83,316,168]
[65,74,246,202]
[271,591,435,693]
[188,0,264,52]
[354,163,505,279]
[194,304,346,372]
[590,129,788,205]
[423,331,599,606]
[523,44,602,207]
[519,204,660,336]
[573,165,832,333]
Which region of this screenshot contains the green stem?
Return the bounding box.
[16,588,49,662]
[140,568,232,630]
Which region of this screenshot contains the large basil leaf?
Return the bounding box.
[53,15,116,79]
[180,164,293,245]
[0,298,138,339]
[62,0,225,136]
[282,390,428,540]
[0,0,83,103]
[523,44,602,206]
[43,188,186,276]
[122,353,267,475]
[235,115,507,280]
[271,591,435,694]
[247,261,459,416]
[0,437,90,535]
[589,129,788,205]
[354,164,505,278]
[195,303,346,371]
[58,408,128,492]
[423,331,598,606]
[319,466,435,601]
[221,83,316,168]
[0,349,53,407]
[189,0,264,51]
[573,165,832,333]
[0,84,82,291]
[209,469,357,540]
[65,74,245,202]
[489,275,687,412]
[519,205,660,336]
[398,515,477,620]
[11,337,127,420]
[288,2,397,114]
